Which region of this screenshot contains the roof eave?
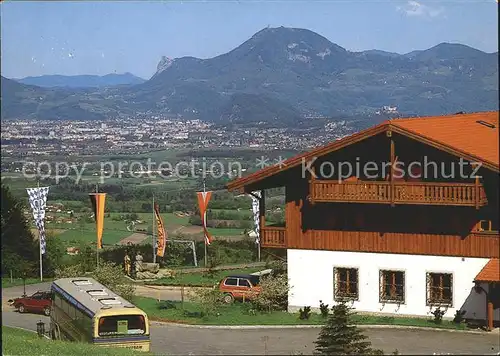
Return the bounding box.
[391,126,500,173]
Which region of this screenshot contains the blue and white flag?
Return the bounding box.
[26,187,50,254]
[250,191,261,244]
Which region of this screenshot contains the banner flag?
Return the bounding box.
[154,203,167,257]
[197,191,213,245]
[250,191,261,244]
[89,193,106,249]
[26,187,50,255]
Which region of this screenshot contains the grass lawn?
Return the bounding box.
[127,212,190,227]
[50,213,190,246]
[2,327,152,356]
[1,277,54,289]
[146,267,263,286]
[56,225,130,246]
[207,227,246,236]
[209,209,253,219]
[134,297,468,330]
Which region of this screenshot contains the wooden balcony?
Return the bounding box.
[261,226,286,248]
[310,180,488,207]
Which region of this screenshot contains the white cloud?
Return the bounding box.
[397,1,444,18]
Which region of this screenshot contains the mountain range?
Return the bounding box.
[1,26,498,124]
[14,73,145,88]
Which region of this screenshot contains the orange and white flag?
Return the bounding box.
[89,193,106,249]
[197,191,213,245]
[154,203,167,257]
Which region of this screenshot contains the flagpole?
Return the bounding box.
[152,194,156,264]
[258,192,261,262]
[203,178,208,267]
[258,237,261,262]
[95,183,99,268]
[37,180,43,282]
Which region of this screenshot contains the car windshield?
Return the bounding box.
[249,275,260,286]
[98,315,146,336]
[30,291,51,299]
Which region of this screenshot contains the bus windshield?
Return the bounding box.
[98,315,146,336]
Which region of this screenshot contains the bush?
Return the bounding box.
[266,259,287,277]
[251,273,290,312]
[188,287,225,317]
[3,254,36,280]
[93,261,136,302]
[189,215,202,226]
[55,263,86,278]
[55,260,135,302]
[453,309,466,324]
[196,239,257,266]
[76,245,97,273]
[100,241,193,268]
[299,306,311,320]
[98,237,261,270]
[204,253,222,277]
[43,234,66,277]
[319,300,329,318]
[431,307,446,324]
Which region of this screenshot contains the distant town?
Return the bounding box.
[0,117,356,160]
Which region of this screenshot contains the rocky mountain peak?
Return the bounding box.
[154,56,175,77]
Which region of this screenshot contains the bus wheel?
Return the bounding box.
[44,307,51,316]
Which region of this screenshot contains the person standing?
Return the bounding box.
[124,251,131,276]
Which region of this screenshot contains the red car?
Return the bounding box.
[218,274,262,303]
[11,291,52,316]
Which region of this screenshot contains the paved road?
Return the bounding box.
[149,322,500,355]
[2,282,52,302]
[3,283,499,355]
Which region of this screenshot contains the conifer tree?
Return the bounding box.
[314,303,383,355]
[1,184,37,276]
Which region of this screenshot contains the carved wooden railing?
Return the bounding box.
[310,180,488,207]
[471,230,500,239]
[261,226,286,248]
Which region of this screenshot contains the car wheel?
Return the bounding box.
[44,307,51,316]
[18,304,25,313]
[223,293,234,304]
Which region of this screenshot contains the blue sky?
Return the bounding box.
[1,0,498,79]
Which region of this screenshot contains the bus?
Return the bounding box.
[49,277,150,352]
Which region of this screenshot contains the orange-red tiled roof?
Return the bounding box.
[389,111,499,170]
[475,259,500,282]
[227,111,499,191]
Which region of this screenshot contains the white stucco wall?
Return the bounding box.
[287,249,498,321]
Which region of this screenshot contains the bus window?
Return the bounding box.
[98,315,146,336]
